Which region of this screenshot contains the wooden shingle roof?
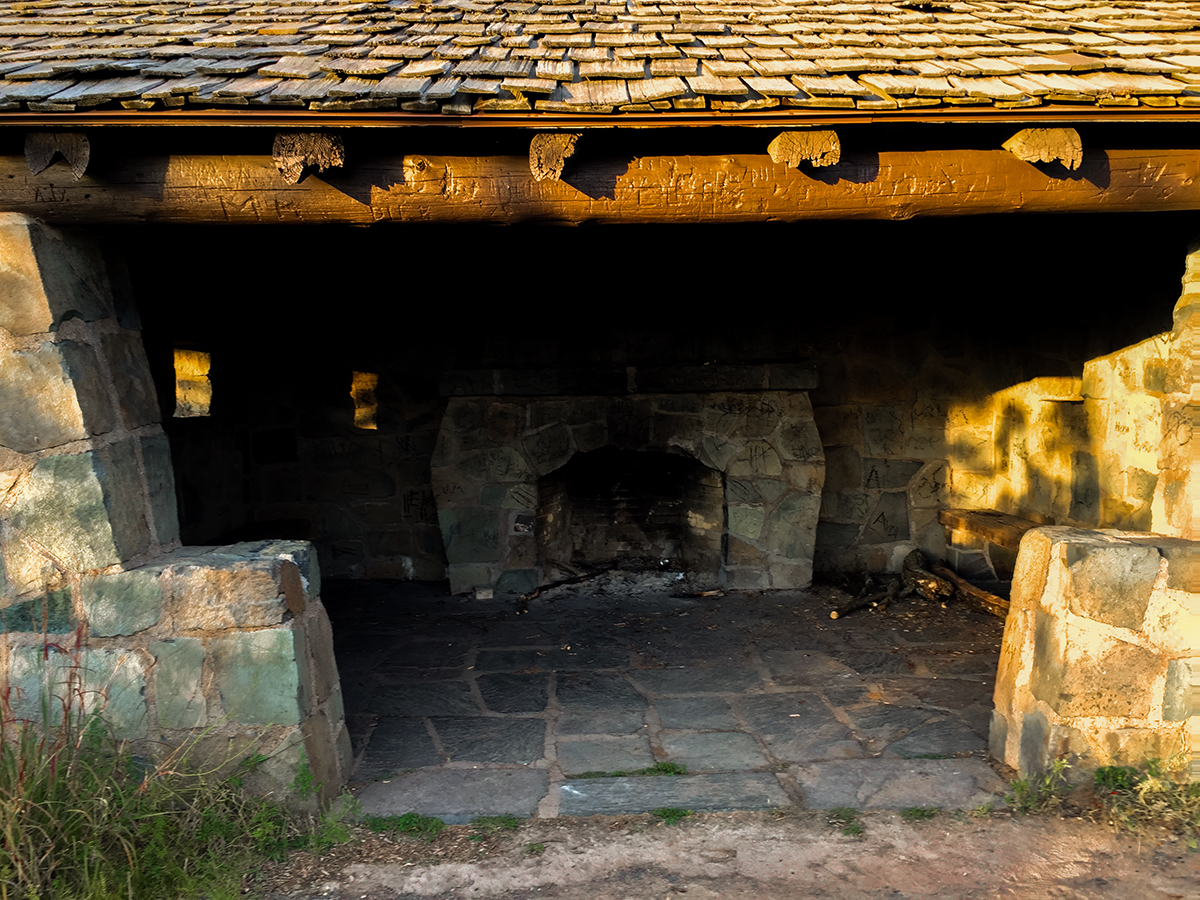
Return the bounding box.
[2,0,1200,117]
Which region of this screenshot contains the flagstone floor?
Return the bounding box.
[326,573,1010,823]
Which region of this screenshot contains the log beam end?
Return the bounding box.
[529,132,580,182]
[272,132,346,185]
[1002,127,1083,171]
[25,132,90,180]
[768,129,841,169]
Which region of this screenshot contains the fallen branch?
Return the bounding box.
[931,564,1010,619]
[901,550,955,602]
[831,579,898,619]
[518,565,613,611]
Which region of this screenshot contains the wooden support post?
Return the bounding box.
[271,132,345,185]
[1002,127,1083,171]
[767,130,841,168]
[529,133,580,182]
[25,132,90,180]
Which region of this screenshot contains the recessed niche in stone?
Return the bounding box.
[537,447,723,582]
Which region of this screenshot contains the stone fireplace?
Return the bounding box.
[429,366,826,595]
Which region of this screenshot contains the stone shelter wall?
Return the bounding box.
[991,526,1199,780]
[933,256,1197,591]
[0,215,348,807]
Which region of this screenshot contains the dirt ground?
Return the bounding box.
[253,805,1200,899]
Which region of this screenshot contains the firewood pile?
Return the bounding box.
[830,550,1009,620]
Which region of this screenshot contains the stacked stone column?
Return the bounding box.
[991,526,1199,780]
[0,214,348,807]
[1167,248,1199,541]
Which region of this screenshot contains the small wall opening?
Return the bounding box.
[537,447,723,583]
[173,348,211,418]
[351,371,379,430]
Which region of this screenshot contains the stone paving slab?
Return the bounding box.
[558,735,655,775]
[794,759,1008,810]
[558,773,789,816]
[760,650,856,684]
[660,732,769,771]
[558,709,647,734]
[757,722,865,763]
[655,697,738,730]
[556,673,647,709]
[370,681,480,716]
[354,717,441,780]
[432,717,546,764]
[355,769,549,825]
[882,718,988,759]
[630,666,763,695]
[477,673,549,713]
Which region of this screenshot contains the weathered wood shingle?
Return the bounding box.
[0,0,1199,118]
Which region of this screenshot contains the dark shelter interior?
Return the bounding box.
[127,213,1180,591]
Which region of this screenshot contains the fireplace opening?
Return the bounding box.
[537,447,724,584]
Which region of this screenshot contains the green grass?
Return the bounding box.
[826,807,863,836]
[0,709,350,900]
[1007,758,1070,815]
[526,842,546,855]
[1095,760,1200,846]
[899,806,938,821]
[360,812,447,842]
[571,762,688,779]
[471,814,521,834]
[652,807,692,825]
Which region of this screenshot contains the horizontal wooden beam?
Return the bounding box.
[4,147,1200,225]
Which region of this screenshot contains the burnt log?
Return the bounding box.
[901,550,955,602]
[931,564,1011,619]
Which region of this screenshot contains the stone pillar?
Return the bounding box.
[991,526,1199,781]
[0,215,350,807]
[0,213,178,596]
[1163,251,1199,540]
